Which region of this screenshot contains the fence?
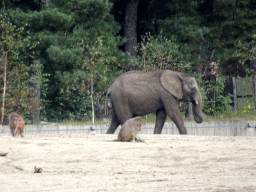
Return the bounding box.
[1,121,256,137]
[233,76,256,111]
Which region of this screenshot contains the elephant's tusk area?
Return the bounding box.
[196,101,198,105]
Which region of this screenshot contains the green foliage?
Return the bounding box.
[23,0,129,121]
[156,0,256,75]
[3,0,256,122]
[0,10,39,121]
[136,33,191,72]
[199,0,256,74]
[200,76,233,115]
[160,16,209,44]
[158,6,211,68]
[206,106,256,122]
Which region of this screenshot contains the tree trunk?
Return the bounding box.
[37,0,48,8]
[91,73,95,126]
[196,42,203,74]
[31,59,41,124]
[124,0,139,57]
[1,52,7,124]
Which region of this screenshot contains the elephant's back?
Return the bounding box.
[111,71,163,95]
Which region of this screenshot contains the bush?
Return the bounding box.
[135,33,191,72]
[200,76,233,115]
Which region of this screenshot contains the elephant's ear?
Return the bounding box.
[160,71,183,99]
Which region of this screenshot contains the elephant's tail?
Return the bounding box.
[104,88,111,116]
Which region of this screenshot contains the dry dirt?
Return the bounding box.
[0,133,256,192]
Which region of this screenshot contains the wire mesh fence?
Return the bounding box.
[1,121,256,137]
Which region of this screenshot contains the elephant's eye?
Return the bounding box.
[191,88,195,92]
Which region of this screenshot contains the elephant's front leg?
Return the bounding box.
[169,107,187,135]
[154,109,167,134]
[171,114,187,134]
[162,97,187,135]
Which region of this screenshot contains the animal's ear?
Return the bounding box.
[160,71,183,99]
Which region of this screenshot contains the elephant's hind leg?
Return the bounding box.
[106,108,120,134]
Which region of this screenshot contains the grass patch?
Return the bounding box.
[206,111,256,121]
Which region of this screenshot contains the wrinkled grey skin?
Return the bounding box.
[106,70,204,135]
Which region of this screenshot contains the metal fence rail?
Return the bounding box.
[1,121,256,137]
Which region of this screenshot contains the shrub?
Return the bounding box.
[201,76,233,115]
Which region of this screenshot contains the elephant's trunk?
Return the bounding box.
[192,96,204,123]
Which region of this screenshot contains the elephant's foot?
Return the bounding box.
[153,127,163,134]
[179,130,187,135]
[106,128,115,134]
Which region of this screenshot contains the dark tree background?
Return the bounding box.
[1,0,256,122]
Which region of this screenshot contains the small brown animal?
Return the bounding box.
[115,116,144,142]
[34,166,42,173]
[9,112,25,137]
[0,152,8,156]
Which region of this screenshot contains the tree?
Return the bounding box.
[0,9,38,123]
[25,0,129,121]
[198,0,256,76]
[0,11,20,123]
[124,0,139,57]
[76,37,121,124]
[136,33,191,72]
[158,1,210,73]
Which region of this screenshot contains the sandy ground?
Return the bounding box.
[0,133,256,192]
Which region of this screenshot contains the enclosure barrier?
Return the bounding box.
[1,121,256,137]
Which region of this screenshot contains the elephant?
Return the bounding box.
[105,70,204,135]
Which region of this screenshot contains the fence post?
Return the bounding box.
[234,122,238,136]
[232,77,237,112]
[254,75,256,108]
